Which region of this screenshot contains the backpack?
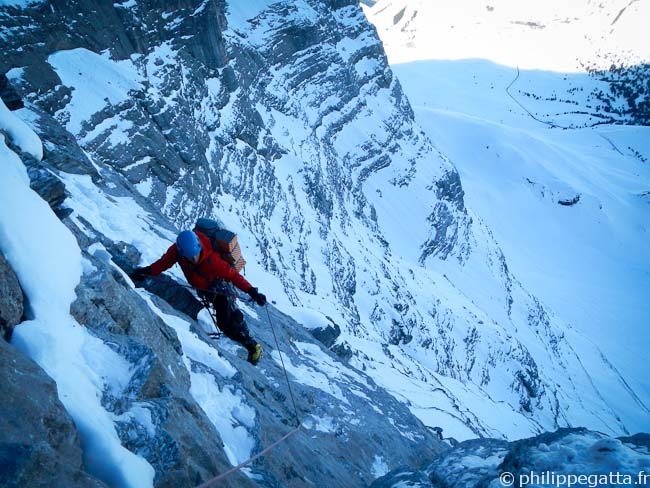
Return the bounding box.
[194,218,246,272]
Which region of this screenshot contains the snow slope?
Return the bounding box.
[0,100,155,488]
[365,0,650,435]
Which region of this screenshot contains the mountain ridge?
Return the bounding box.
[1,0,648,486]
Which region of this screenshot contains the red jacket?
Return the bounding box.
[150,231,253,293]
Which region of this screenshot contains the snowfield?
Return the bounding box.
[364,0,650,435]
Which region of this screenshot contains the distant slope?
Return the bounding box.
[365,0,650,435]
[364,0,650,71]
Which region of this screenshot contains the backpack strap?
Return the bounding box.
[192,254,213,283]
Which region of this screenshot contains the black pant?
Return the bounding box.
[211,293,257,352]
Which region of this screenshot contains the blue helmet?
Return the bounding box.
[176,230,202,258]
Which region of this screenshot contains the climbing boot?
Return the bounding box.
[247,343,263,365]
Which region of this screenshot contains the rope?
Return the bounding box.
[191,305,303,487]
[138,272,304,485]
[193,425,302,488]
[265,304,301,424]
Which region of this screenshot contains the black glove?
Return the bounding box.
[248,287,267,306]
[132,266,152,280]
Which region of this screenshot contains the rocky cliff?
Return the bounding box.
[1,0,648,487]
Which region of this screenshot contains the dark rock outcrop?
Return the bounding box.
[619,432,650,451]
[25,162,70,218]
[370,428,650,488]
[0,73,23,110]
[558,194,580,206]
[307,318,341,348]
[0,340,106,488]
[0,253,24,341]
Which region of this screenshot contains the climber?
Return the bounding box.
[133,230,267,365]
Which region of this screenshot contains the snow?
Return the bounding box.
[364,0,650,72]
[225,0,282,30]
[113,0,136,9]
[123,155,152,172]
[371,455,390,478]
[355,56,380,78]
[47,48,143,134]
[190,372,256,465]
[205,77,222,97]
[135,176,153,198]
[191,0,209,17]
[0,100,154,488]
[285,305,334,331]
[0,103,43,160]
[59,171,176,267]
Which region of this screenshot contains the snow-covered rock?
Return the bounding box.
[0,58,444,487]
[370,428,650,488]
[1,0,649,486]
[364,0,650,438]
[0,339,106,488]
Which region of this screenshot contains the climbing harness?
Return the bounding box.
[193,304,303,488]
[198,295,223,339]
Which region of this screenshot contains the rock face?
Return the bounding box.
[70,236,445,487]
[1,0,646,486]
[1,0,549,440]
[0,253,23,340]
[0,248,102,487]
[0,339,106,488]
[370,428,650,488]
[69,241,258,488]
